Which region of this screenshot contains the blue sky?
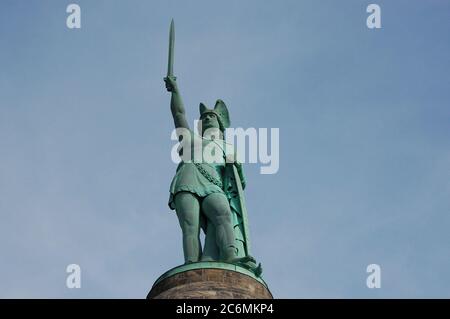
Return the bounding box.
[0,0,449,298]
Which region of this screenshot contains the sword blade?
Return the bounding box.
[167,19,175,77]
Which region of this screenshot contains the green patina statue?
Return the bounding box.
[164,20,261,276]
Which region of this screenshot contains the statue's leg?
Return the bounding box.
[201,222,220,261]
[174,191,201,263]
[201,193,236,262]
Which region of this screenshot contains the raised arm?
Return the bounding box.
[164,76,189,130]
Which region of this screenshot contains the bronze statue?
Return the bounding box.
[164,20,261,276]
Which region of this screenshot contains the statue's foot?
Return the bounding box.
[230,255,256,264]
[200,256,215,262]
[225,255,262,276]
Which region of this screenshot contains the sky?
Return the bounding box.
[0,0,449,298]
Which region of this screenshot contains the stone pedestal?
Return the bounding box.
[147,262,272,299]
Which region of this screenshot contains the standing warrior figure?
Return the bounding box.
[164,20,261,276]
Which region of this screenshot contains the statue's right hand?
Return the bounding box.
[164,76,177,92]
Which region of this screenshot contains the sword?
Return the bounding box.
[167,19,175,79]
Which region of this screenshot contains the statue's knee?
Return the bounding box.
[177,207,199,233]
[182,213,198,228]
[215,209,231,224]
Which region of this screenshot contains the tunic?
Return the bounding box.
[168,130,233,210]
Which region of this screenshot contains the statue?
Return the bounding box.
[164,20,262,276]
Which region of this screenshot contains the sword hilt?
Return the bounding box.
[164,75,177,92]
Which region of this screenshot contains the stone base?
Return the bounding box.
[147,262,272,299]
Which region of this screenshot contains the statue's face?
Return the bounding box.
[200,112,220,134]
